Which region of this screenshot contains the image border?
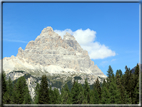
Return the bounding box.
[1,0,141,106]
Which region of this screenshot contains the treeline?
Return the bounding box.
[2,64,140,105]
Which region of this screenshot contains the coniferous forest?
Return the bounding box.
[2,64,141,106]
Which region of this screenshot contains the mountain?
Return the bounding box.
[2,26,107,100]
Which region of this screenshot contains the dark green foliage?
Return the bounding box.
[94,78,102,103]
[2,64,140,104]
[3,77,13,104]
[49,85,54,104]
[133,81,139,104]
[3,91,11,104]
[116,69,123,78]
[12,77,25,103]
[61,88,71,104]
[77,83,85,104]
[93,88,99,104]
[115,72,128,104]
[83,79,90,103]
[10,76,31,104]
[115,71,121,88]
[101,79,107,90]
[2,71,7,104]
[89,89,95,104]
[34,83,40,104]
[107,65,115,83]
[38,75,49,104]
[108,79,121,104]
[71,80,80,104]
[127,63,140,104]
[48,85,61,104]
[132,64,139,104]
[6,77,13,97]
[61,83,72,104]
[53,88,61,104]
[23,85,31,104]
[74,76,82,80]
[101,86,110,104]
[66,79,73,91]
[121,65,139,104]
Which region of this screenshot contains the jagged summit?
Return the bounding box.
[3,26,107,78]
[41,26,53,34]
[63,32,75,41]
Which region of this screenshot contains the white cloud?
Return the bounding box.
[54,28,116,60]
[4,39,27,43]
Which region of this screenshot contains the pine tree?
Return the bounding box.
[101,86,110,104]
[83,79,90,103]
[71,80,80,104]
[5,77,13,104]
[11,85,18,104]
[93,88,99,104]
[61,83,71,104]
[34,82,40,104]
[82,97,88,104]
[94,78,101,103]
[89,89,94,104]
[3,76,13,104]
[2,71,7,104]
[6,77,13,97]
[132,64,139,104]
[108,79,121,104]
[61,90,71,104]
[77,83,85,104]
[38,75,49,104]
[124,90,132,104]
[12,77,25,103]
[122,66,135,104]
[116,69,123,78]
[23,84,31,104]
[3,91,11,104]
[49,85,54,104]
[53,88,61,104]
[133,81,139,104]
[115,71,121,88]
[107,65,115,84]
[102,79,107,88]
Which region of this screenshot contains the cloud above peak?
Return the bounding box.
[54,28,116,60]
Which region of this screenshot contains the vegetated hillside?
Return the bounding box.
[7,70,102,93]
[2,64,140,104]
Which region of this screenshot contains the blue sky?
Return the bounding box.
[3,3,139,76]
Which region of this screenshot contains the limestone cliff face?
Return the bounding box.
[3,26,107,77]
[4,26,105,77]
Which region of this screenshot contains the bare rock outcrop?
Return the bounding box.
[3,26,107,80]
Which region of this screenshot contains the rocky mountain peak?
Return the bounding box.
[17,47,24,57]
[3,26,107,78]
[63,32,75,41]
[41,26,53,34]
